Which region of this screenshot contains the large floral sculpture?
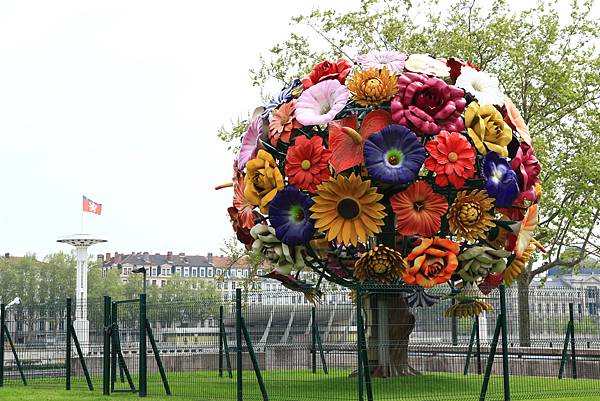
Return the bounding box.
[219,51,544,319]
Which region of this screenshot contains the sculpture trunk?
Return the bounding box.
[363,202,419,377]
[364,293,419,377]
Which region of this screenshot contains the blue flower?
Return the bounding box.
[363,124,426,185]
[262,79,303,119]
[481,152,519,207]
[268,186,315,245]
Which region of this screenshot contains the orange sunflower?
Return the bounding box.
[390,181,448,237]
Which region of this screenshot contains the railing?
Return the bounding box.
[0,287,599,400]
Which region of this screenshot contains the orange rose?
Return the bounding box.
[403,237,460,288]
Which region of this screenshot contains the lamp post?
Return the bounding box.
[132,266,147,294]
[5,297,20,310]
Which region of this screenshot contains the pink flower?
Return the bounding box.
[391,73,466,136]
[355,50,408,74]
[295,80,349,126]
[511,143,541,193]
[237,116,263,170]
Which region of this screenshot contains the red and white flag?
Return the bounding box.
[82,196,102,215]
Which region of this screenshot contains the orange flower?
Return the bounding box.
[390,181,448,237]
[268,100,301,146]
[403,237,460,288]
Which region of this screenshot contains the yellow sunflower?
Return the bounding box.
[447,189,496,243]
[354,245,406,284]
[346,67,398,106]
[309,173,386,246]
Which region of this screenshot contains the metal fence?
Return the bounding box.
[1,286,600,400]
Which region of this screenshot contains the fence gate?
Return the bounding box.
[102,294,169,397]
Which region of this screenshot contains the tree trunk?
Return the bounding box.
[517,269,532,347]
[363,292,419,377]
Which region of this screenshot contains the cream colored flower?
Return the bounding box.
[404,54,449,77]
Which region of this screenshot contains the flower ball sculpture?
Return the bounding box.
[219,51,545,318]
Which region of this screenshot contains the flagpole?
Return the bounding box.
[81,209,84,233]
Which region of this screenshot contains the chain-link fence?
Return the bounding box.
[1,287,600,400]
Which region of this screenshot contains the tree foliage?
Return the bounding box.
[0,253,221,333]
[222,0,600,284]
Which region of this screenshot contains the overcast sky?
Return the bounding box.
[0,0,596,259]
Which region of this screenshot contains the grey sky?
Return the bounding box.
[0,0,596,258]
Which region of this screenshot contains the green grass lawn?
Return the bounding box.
[0,370,599,401]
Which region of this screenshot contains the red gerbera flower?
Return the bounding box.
[285,135,332,193]
[424,131,476,188]
[391,180,448,237]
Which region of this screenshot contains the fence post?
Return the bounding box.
[500,284,510,401]
[66,298,72,390]
[219,305,224,378]
[356,288,364,401]
[103,296,111,395]
[139,293,147,397]
[569,303,577,379]
[451,299,458,346]
[311,307,317,374]
[236,288,243,401]
[475,315,482,375]
[0,302,4,387]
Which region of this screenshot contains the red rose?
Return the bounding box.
[301,59,352,89]
[447,57,480,82]
[391,72,466,136]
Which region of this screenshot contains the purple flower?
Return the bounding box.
[237,116,263,170]
[481,152,519,207]
[295,80,349,126]
[363,124,426,185]
[355,50,408,74]
[262,79,303,119]
[268,186,316,246]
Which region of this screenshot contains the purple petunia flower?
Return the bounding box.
[481,152,520,207]
[355,50,408,74]
[237,116,263,170]
[268,186,316,246]
[363,124,426,185]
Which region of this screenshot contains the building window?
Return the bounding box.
[192,267,197,277]
[208,268,213,277]
[200,268,205,277]
[152,280,156,286]
[184,267,189,277]
[216,268,222,276]
[176,267,181,276]
[232,282,236,290]
[224,282,228,290]
[151,267,157,276]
